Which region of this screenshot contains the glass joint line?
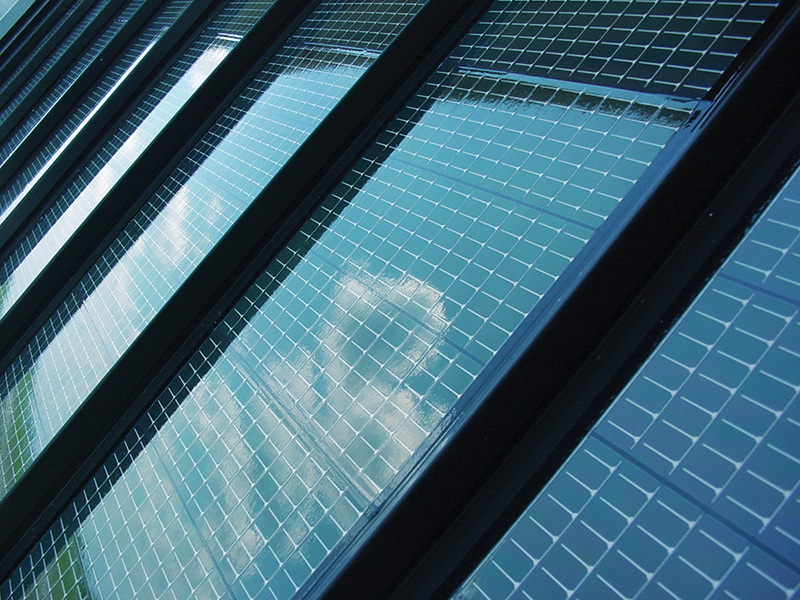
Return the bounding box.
[224,348,379,504]
[589,430,800,578]
[149,438,240,600]
[717,272,800,311]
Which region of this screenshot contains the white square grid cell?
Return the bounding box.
[453,149,800,600]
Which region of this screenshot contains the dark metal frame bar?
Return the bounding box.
[0,0,321,369]
[0,0,85,85]
[0,0,493,582]
[312,3,800,599]
[0,0,268,254]
[0,0,148,148]
[0,0,57,70]
[0,0,118,111]
[0,0,222,199]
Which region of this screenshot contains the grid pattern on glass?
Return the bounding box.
[0,0,152,168]
[0,0,194,219]
[0,0,116,136]
[0,1,737,599]
[217,77,691,499]
[451,0,778,99]
[0,0,193,221]
[452,160,800,600]
[0,0,423,499]
[0,0,278,319]
[0,345,371,600]
[0,0,85,100]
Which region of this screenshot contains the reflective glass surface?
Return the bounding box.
[0,0,192,220]
[0,0,782,599]
[0,0,423,497]
[0,0,277,318]
[454,0,777,98]
[451,160,800,600]
[0,0,195,198]
[0,0,163,169]
[0,0,85,99]
[0,0,117,144]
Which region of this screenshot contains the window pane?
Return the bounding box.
[0,0,125,159]
[0,0,86,100]
[452,144,800,600]
[0,0,276,318]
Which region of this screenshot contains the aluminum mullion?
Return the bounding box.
[0,0,108,111]
[0,0,220,219]
[0,0,167,152]
[0,0,320,369]
[0,0,52,69]
[0,0,494,584]
[0,0,83,86]
[0,0,140,150]
[314,4,800,600]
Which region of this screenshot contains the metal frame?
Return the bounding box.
[0,0,797,597]
[0,0,121,112]
[0,0,57,70]
[0,0,153,148]
[0,0,322,370]
[0,0,223,198]
[0,0,87,85]
[312,3,800,599]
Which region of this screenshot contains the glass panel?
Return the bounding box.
[0,0,193,220]
[455,0,778,98]
[226,79,690,498]
[0,0,173,169]
[0,0,277,318]
[0,0,781,599]
[0,0,119,141]
[451,156,800,600]
[0,0,86,99]
[0,0,424,497]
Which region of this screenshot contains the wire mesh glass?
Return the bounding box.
[451,138,800,600]
[0,0,117,140]
[0,0,192,200]
[0,0,278,318]
[0,0,424,500]
[0,0,783,599]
